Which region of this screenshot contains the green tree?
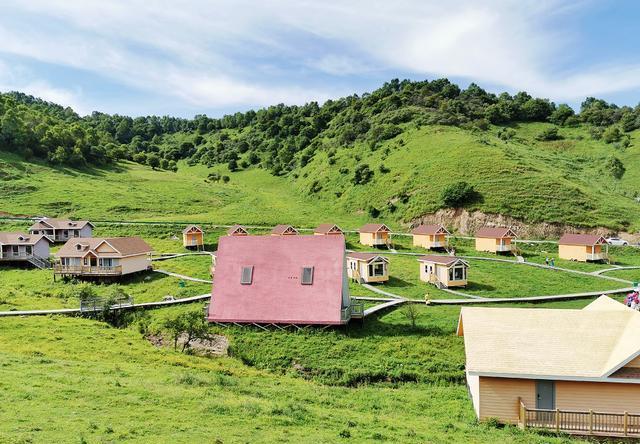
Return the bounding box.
[146,153,161,170]
[441,182,478,208]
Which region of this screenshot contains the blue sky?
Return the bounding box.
[1,0,640,117]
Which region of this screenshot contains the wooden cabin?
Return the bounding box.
[54,237,152,278]
[182,225,204,249]
[411,224,450,249]
[0,232,51,268]
[358,223,391,247]
[207,235,353,325]
[271,224,299,236]
[227,225,249,236]
[29,218,94,243]
[558,234,607,262]
[457,296,640,438]
[313,224,343,236]
[417,255,468,288]
[346,252,389,283]
[475,227,517,254]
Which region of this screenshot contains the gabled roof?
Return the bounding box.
[411,224,450,236]
[346,252,389,263]
[559,233,607,246]
[208,235,348,325]
[0,232,50,245]
[314,224,343,234]
[458,296,640,380]
[475,227,517,239]
[271,224,299,235]
[29,218,94,231]
[418,255,468,267]
[227,225,248,236]
[359,223,391,233]
[182,225,203,234]
[55,237,152,258]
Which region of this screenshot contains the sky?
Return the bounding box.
[1,0,640,117]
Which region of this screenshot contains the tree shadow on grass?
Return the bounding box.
[464,282,496,292]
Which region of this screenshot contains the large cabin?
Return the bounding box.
[54,237,153,278]
[458,296,640,438]
[558,234,607,262]
[475,227,517,254]
[346,252,389,284]
[411,224,450,249]
[207,235,353,325]
[0,232,51,268]
[418,255,468,288]
[358,223,391,247]
[29,218,94,243]
[182,225,204,249]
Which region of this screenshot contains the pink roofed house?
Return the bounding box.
[207,235,353,325]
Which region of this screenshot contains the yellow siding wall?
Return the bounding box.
[475,237,497,253]
[359,232,388,246]
[558,244,588,261]
[478,377,535,422]
[183,232,204,247]
[555,381,640,413]
[413,234,446,249]
[359,233,374,246]
[120,254,151,275]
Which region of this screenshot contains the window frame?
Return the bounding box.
[240,266,254,285]
[301,266,314,285]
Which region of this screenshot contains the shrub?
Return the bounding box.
[368,206,380,218]
[378,164,390,174]
[535,127,562,141]
[441,181,479,208]
[352,164,374,185]
[605,156,625,179]
[602,126,622,144]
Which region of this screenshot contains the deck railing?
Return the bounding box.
[519,398,640,437]
[54,264,123,275]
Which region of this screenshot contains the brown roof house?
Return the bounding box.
[54,237,153,278]
[358,223,391,247]
[29,218,94,243]
[458,296,640,437]
[475,227,517,254]
[227,225,249,236]
[346,252,389,284]
[0,232,51,268]
[417,255,469,289]
[558,234,608,262]
[411,224,450,250]
[314,224,344,236]
[271,225,299,236]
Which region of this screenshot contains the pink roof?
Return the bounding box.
[559,233,607,246]
[359,223,391,233]
[411,224,449,235]
[208,235,349,325]
[475,227,517,239]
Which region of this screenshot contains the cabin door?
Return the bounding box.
[535,380,555,410]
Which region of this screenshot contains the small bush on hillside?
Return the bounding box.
[163,310,211,352]
[548,104,575,126]
[441,181,479,208]
[605,156,625,179]
[352,164,374,185]
[221,175,230,183]
[378,164,390,174]
[368,206,380,218]
[602,126,622,144]
[309,180,322,194]
[589,126,604,140]
[338,167,349,175]
[535,127,562,141]
[227,159,238,172]
[497,128,515,141]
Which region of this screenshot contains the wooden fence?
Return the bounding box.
[519,398,640,437]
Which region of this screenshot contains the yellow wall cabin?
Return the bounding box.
[182,225,204,249]
[411,224,450,249]
[475,227,517,254]
[558,234,607,262]
[358,223,391,247]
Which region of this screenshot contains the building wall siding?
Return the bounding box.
[120,254,151,275]
[475,237,498,253]
[555,381,640,413]
[79,225,93,237]
[33,238,50,259]
[559,244,588,261]
[478,377,535,422]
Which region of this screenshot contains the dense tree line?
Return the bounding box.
[2,78,640,173]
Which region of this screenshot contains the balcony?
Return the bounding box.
[54,264,122,276]
[519,399,640,438]
[586,253,604,261]
[495,244,514,252]
[0,252,34,261]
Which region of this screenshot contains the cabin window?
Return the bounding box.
[448,266,466,281]
[369,262,386,277]
[240,266,254,285]
[99,258,113,267]
[349,261,356,270]
[425,264,433,274]
[25,246,32,255]
[301,267,314,285]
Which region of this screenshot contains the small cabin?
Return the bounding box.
[418,255,468,288]
[558,234,607,262]
[346,252,389,284]
[457,296,640,438]
[271,224,299,236]
[227,225,249,236]
[182,225,204,249]
[411,224,450,249]
[358,223,391,247]
[475,227,517,254]
[314,224,344,236]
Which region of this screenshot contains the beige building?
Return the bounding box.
[358,223,391,247]
[411,224,450,249]
[558,234,607,262]
[0,232,51,268]
[227,225,249,236]
[475,227,517,254]
[54,237,153,278]
[346,252,389,283]
[29,218,94,243]
[458,296,640,438]
[271,225,299,236]
[313,224,344,236]
[417,255,468,288]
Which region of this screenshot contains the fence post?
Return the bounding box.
[624,411,628,436]
[555,408,560,433]
[589,409,593,434]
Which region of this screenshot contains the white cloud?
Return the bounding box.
[0,0,639,112]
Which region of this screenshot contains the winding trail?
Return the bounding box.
[591,266,640,276]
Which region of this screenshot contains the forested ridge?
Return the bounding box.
[1,79,638,174]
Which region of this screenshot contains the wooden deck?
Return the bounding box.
[54,264,123,276]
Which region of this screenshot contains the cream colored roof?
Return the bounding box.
[0,232,49,245]
[459,296,640,379]
[55,237,152,258]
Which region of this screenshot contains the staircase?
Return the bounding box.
[27,255,51,269]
